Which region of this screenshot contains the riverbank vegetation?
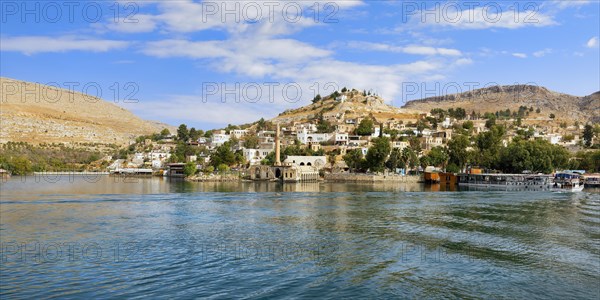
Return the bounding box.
[0,142,107,175]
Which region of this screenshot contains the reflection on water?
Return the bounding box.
[1,176,599,299]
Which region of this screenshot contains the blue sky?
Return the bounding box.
[1,0,599,130]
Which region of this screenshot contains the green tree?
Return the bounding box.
[312,94,322,103]
[356,118,374,136]
[485,117,496,129]
[343,149,364,172]
[475,125,506,168]
[583,124,594,147]
[9,156,32,175]
[416,120,427,133]
[217,164,230,173]
[210,141,236,168]
[243,135,259,149]
[402,147,419,171]
[497,138,570,173]
[425,146,449,168]
[569,150,600,172]
[183,162,197,177]
[160,128,171,137]
[386,148,405,171]
[256,118,267,131]
[177,124,189,141]
[365,137,391,173]
[447,135,471,171]
[462,121,474,131]
[316,114,334,133]
[203,165,215,174]
[189,127,202,141]
[446,163,460,173]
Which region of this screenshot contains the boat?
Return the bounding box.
[457,173,554,191]
[423,166,441,183]
[440,172,458,185]
[583,174,600,188]
[553,172,584,192]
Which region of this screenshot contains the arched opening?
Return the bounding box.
[275,168,282,178]
[300,162,305,166]
[307,162,312,166]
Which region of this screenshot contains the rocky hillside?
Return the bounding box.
[0,77,174,145]
[402,85,599,123]
[273,89,422,124]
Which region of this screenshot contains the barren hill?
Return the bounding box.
[402,85,599,123]
[0,77,174,145]
[273,89,422,124]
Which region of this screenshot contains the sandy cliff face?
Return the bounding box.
[402,85,599,122]
[0,77,174,145]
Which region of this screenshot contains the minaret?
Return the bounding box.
[275,123,281,166]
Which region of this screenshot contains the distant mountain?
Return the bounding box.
[402,85,599,123]
[0,77,175,145]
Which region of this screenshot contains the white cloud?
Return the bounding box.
[347,41,462,56]
[550,0,591,9]
[0,36,130,55]
[407,5,558,30]
[101,0,364,36]
[100,14,158,33]
[453,58,473,66]
[512,53,527,58]
[586,37,599,48]
[533,48,553,57]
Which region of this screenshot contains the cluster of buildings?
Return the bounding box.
[112,89,588,181]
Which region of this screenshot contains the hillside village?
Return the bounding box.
[100,87,600,181]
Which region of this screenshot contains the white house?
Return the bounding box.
[231,129,248,139]
[296,128,331,144]
[442,117,452,128]
[243,148,273,165]
[392,141,409,151]
[211,132,230,147]
[371,127,381,138]
[538,134,562,145]
[148,151,171,161]
[335,132,349,145]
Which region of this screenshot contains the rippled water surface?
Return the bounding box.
[1,176,599,299]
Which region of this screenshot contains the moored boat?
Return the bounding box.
[553,172,584,192]
[583,173,600,188]
[457,173,554,191]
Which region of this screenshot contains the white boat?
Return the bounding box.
[553,172,584,192]
[457,173,554,191]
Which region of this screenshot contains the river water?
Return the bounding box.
[1,176,599,299]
